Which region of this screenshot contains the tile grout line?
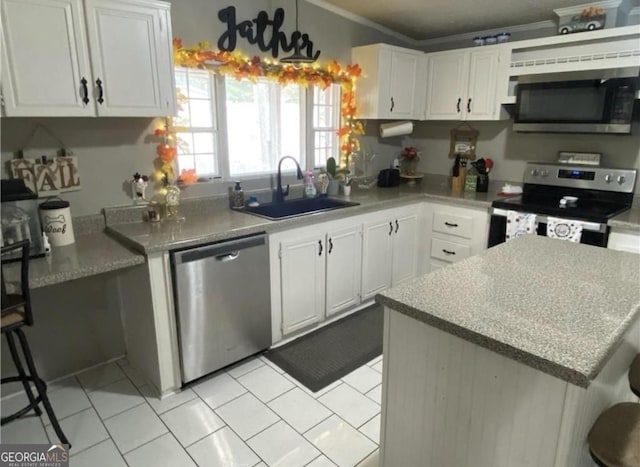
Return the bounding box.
[189,381,268,465]
[70,360,146,460]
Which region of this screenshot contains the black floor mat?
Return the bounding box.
[264,304,383,393]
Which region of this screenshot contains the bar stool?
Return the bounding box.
[1,240,70,446]
[587,353,640,467]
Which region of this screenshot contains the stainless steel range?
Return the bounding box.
[489,162,637,248]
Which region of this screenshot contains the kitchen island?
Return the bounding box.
[376,235,640,467]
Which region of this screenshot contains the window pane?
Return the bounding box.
[176,133,194,155]
[226,77,303,176]
[280,85,301,163]
[177,155,195,171]
[189,100,213,127]
[193,133,214,154]
[195,154,216,175]
[188,74,211,98]
[174,68,218,177]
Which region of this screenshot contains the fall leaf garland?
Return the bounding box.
[172,38,364,164]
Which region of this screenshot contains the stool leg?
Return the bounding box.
[14,328,70,447]
[5,331,42,417]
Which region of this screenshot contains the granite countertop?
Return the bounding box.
[107,174,509,254]
[376,235,640,388]
[3,231,145,289]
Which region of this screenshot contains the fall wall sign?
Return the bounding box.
[217,6,320,60]
[10,155,81,196]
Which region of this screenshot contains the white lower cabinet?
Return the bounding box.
[271,219,363,339]
[270,204,422,342]
[361,206,420,301]
[607,229,640,254]
[326,225,362,317]
[424,202,489,272]
[279,234,326,335]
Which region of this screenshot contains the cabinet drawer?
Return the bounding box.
[432,212,473,239]
[431,238,471,263]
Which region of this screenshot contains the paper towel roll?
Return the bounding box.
[379,121,413,138]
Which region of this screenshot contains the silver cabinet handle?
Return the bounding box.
[442,249,456,255]
[390,97,395,112]
[318,240,323,256]
[388,221,393,236]
[395,220,399,233]
[467,98,472,113]
[444,222,458,227]
[456,98,461,112]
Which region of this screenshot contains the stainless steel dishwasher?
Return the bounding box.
[171,233,271,384]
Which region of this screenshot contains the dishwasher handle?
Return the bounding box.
[172,234,266,265]
[216,251,239,262]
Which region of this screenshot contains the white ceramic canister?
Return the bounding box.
[39,198,75,246]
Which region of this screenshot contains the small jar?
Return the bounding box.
[473,36,484,46]
[496,32,511,43]
[484,35,497,45]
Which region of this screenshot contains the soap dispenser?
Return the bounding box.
[231,181,245,209]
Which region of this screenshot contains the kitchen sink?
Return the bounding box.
[243,197,360,220]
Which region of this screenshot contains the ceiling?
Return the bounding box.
[317,0,637,40]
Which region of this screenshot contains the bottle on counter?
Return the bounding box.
[305,171,317,198]
[230,181,245,209]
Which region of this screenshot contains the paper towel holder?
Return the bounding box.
[379,121,413,138]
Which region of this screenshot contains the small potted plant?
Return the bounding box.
[326,157,344,196]
[400,146,420,175]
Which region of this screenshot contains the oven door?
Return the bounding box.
[488,208,609,248]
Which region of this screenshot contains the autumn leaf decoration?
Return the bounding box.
[172,38,363,166]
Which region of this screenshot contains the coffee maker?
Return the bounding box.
[1,179,45,261]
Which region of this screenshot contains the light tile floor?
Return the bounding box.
[1,354,384,467]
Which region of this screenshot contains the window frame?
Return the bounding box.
[174,68,341,182]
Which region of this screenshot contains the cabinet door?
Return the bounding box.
[280,235,325,335]
[466,50,500,120]
[1,0,94,116]
[326,225,362,317]
[84,0,174,116]
[361,219,393,301]
[387,50,419,119]
[424,51,469,120]
[392,212,419,286]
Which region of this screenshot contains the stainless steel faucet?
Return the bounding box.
[275,156,304,203]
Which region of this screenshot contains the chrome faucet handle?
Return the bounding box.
[283,184,290,197]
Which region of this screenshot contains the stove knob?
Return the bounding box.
[604,174,613,183]
[530,169,539,177]
[540,169,549,177]
[617,175,626,185]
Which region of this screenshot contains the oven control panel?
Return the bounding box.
[524,163,637,193]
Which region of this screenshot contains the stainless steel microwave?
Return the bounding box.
[513,75,638,134]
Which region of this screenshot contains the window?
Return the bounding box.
[174,68,219,177]
[311,84,341,168]
[225,77,304,176]
[174,68,341,180]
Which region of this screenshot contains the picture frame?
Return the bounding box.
[449,128,478,159]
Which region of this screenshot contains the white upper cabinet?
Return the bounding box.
[1,0,175,117]
[425,47,505,121]
[1,0,94,116]
[352,44,426,120]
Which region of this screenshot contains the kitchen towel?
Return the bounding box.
[506,210,538,241]
[546,217,583,242]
